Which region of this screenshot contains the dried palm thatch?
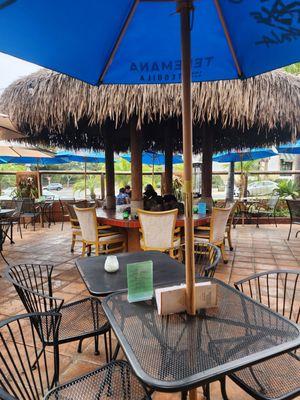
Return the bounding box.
[0,69,299,151]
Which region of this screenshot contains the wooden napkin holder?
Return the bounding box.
[155,282,218,316]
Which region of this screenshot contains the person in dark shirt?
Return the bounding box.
[125,185,132,198]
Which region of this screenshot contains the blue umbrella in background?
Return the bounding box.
[213,147,278,163]
[277,140,300,154]
[213,147,278,200]
[121,151,183,185]
[56,150,106,198]
[1,1,299,317]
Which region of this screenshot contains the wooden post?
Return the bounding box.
[178,0,196,317]
[164,125,173,195]
[100,173,105,200]
[130,118,143,213]
[201,125,214,211]
[104,129,115,209]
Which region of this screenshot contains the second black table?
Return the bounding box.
[76,251,186,296]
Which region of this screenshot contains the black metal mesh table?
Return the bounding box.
[76,251,186,296]
[102,278,300,393]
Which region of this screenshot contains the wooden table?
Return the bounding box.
[96,208,209,252]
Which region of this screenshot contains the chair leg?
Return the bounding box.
[0,251,9,265]
[181,391,188,400]
[95,243,99,256]
[61,216,64,231]
[220,243,228,264]
[274,211,277,227]
[81,242,86,256]
[227,231,233,251]
[220,377,229,400]
[18,221,22,239]
[203,384,210,400]
[287,222,292,241]
[71,233,75,253]
[77,338,83,353]
[94,334,100,356]
[296,230,300,238]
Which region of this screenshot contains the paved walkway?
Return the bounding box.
[0,222,299,399]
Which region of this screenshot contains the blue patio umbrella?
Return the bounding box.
[213,147,278,163]
[277,140,300,154]
[122,152,183,166]
[1,1,299,317]
[122,151,183,184]
[56,150,107,198]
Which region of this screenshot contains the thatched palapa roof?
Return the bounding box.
[0,69,299,152]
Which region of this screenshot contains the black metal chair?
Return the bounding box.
[249,194,279,228]
[59,198,75,230]
[224,270,300,400]
[6,263,112,361]
[0,311,61,400]
[0,220,12,265]
[16,198,42,230]
[44,360,151,399]
[286,199,300,240]
[182,242,221,278]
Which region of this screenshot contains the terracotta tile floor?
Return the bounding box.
[0,222,299,399]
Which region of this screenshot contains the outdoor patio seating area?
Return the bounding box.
[0,221,299,400]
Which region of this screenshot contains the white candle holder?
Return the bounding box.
[104,255,119,273]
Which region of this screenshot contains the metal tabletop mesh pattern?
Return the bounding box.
[104,280,299,387]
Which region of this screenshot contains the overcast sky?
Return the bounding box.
[0,52,40,93]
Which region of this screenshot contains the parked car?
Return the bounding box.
[43,183,63,191]
[246,181,278,197]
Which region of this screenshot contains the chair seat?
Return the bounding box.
[194,236,209,243]
[45,360,149,400]
[56,297,109,343]
[98,233,125,243]
[231,351,300,400]
[140,236,181,249]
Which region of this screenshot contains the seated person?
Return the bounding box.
[125,185,132,198]
[145,195,164,211]
[116,188,129,206]
[143,184,157,200]
[163,194,184,214]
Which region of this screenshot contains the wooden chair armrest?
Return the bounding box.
[97,225,113,230]
[195,226,210,231]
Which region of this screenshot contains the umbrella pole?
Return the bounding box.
[179,0,196,317]
[36,162,41,198]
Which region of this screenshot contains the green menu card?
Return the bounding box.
[127,260,153,303]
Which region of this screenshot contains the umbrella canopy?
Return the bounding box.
[0,144,54,159]
[122,151,183,165]
[1,1,298,336]
[0,155,68,165]
[0,114,23,140]
[56,150,106,163]
[0,1,298,84]
[213,147,278,163]
[277,140,300,155]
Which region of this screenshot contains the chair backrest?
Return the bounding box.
[191,243,221,278]
[13,199,24,213]
[74,206,98,242]
[21,198,36,213]
[0,312,61,400]
[209,207,232,244]
[6,264,63,315]
[267,194,279,210]
[65,202,78,221]
[226,200,239,227]
[0,222,11,247]
[286,199,300,222]
[138,208,178,250]
[234,270,300,324]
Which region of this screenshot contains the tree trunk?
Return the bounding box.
[130,118,143,213]
[201,125,214,211]
[104,129,115,209]
[294,154,300,188]
[226,162,235,202]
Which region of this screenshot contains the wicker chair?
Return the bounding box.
[18,198,42,230]
[0,312,61,400]
[138,208,181,259]
[225,270,300,400]
[224,200,239,251]
[44,360,151,400]
[0,220,12,265]
[286,199,300,240]
[194,206,232,264]
[75,206,126,256]
[6,263,111,360]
